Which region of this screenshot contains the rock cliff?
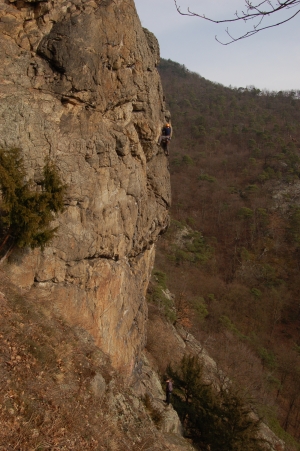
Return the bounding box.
[0,0,171,371]
[0,272,194,451]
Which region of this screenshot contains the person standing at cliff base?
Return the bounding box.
[165,378,173,405]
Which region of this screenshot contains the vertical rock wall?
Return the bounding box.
[0,0,171,371]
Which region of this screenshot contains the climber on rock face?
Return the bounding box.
[158,122,172,156]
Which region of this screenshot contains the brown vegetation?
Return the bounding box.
[155,59,300,449]
[0,270,169,451]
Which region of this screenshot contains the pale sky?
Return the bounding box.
[134,0,300,91]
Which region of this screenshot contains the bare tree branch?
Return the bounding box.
[173,0,300,44]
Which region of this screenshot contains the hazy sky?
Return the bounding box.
[134,0,300,91]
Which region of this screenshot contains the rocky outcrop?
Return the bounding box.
[0,270,195,451]
[146,306,285,451]
[0,0,171,371]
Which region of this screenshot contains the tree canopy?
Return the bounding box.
[155,58,300,448]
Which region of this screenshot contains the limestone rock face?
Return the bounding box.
[0,0,171,371]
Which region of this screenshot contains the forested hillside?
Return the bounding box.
[155,58,300,449]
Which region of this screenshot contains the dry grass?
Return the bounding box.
[0,270,167,451]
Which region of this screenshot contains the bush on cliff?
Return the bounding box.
[168,354,266,451]
[0,148,66,255]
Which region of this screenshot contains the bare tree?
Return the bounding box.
[174,0,300,44]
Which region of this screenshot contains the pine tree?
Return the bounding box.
[168,354,266,451]
[0,148,66,255]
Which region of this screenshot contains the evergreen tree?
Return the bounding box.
[0,148,66,254]
[168,354,265,451]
